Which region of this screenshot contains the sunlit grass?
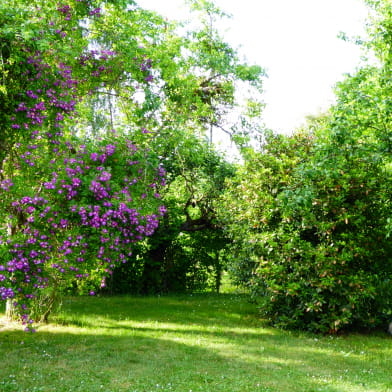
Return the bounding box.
[1,294,391,392]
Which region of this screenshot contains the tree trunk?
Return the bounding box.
[5,298,17,321]
[214,254,222,294]
[141,243,166,294]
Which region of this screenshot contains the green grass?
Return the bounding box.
[0,294,391,392]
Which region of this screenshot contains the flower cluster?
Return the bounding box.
[0,287,15,301]
[57,4,72,21]
[0,179,14,191]
[54,0,102,34]
[11,52,80,158]
[78,49,116,79]
[134,54,154,83]
[1,136,166,330]
[89,7,101,17]
[9,3,118,158]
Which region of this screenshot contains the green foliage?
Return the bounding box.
[0,0,265,306]
[222,117,392,333]
[71,0,263,296]
[219,131,315,303]
[77,0,263,296]
[219,0,392,334]
[106,140,235,295]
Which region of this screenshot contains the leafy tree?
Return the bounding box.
[105,137,234,295]
[219,130,315,301]
[222,119,392,333]
[0,0,264,328]
[221,0,392,333]
[86,1,264,295]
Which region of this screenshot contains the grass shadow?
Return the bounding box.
[1,294,391,392]
[0,328,388,392]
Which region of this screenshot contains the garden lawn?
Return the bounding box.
[0,294,391,392]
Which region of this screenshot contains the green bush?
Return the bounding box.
[221,128,392,333]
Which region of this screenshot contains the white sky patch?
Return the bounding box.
[137,0,369,134]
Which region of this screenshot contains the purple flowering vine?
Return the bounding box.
[0,1,165,331]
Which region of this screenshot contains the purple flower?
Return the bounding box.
[72,177,82,187]
[26,90,38,99]
[0,179,14,191]
[105,144,116,156]
[0,287,15,300]
[158,205,167,216]
[44,182,56,190]
[89,7,101,16]
[98,171,111,182]
[89,180,109,199]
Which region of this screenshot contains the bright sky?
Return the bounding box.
[137,0,370,134]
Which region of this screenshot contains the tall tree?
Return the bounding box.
[0,0,265,327]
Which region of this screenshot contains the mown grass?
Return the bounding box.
[0,294,391,392]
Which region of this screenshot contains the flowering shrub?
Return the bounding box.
[0,0,164,330]
[0,134,166,331]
